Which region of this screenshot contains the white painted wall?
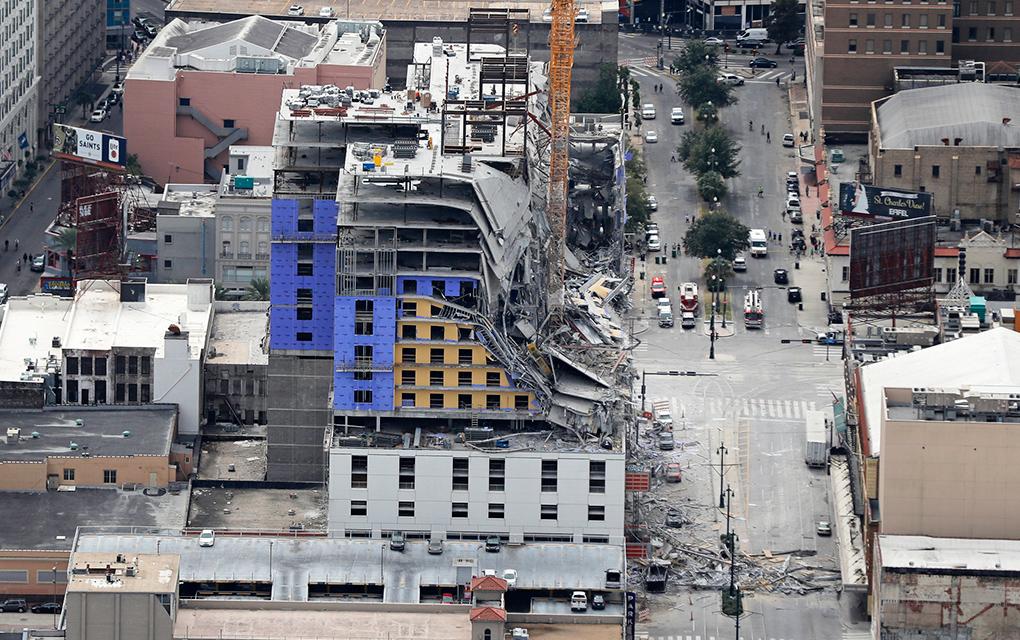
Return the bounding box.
[327,448,625,545]
[154,333,201,434]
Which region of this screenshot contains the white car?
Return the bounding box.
[670,107,685,124]
[575,7,589,21]
[198,529,215,547]
[717,73,745,86]
[786,193,801,209]
[111,80,124,94]
[0,283,8,304]
[542,7,552,21]
[704,36,725,45]
[287,4,304,15]
[502,569,518,587]
[318,6,335,16]
[647,235,661,251]
[646,195,658,211]
[733,255,747,272]
[644,130,658,143]
[782,133,795,147]
[641,103,656,119]
[89,108,107,122]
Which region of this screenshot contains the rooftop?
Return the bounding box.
[73,534,623,601]
[330,422,623,454]
[885,385,1020,422]
[165,0,612,23]
[68,553,179,593]
[173,605,471,640]
[0,488,189,551]
[207,303,269,365]
[161,184,219,217]
[186,487,326,530]
[129,16,384,81]
[876,83,1020,149]
[0,406,177,462]
[880,534,1020,573]
[0,293,72,382]
[860,327,1020,455]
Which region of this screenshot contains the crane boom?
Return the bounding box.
[545,0,575,313]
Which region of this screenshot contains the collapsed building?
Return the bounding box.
[263,32,632,541]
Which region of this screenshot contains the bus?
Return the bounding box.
[743,290,764,328]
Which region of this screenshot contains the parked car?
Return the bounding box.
[647,235,661,251]
[657,431,675,450]
[646,194,658,211]
[670,107,685,124]
[89,108,107,122]
[318,6,335,16]
[570,591,588,611]
[816,521,832,536]
[704,36,725,45]
[0,283,8,304]
[644,130,658,143]
[389,532,406,551]
[665,462,682,482]
[31,602,61,614]
[786,193,801,210]
[575,7,589,22]
[645,222,658,235]
[591,594,606,610]
[198,529,215,547]
[787,170,800,186]
[831,148,845,163]
[787,286,802,303]
[774,268,789,285]
[0,599,27,613]
[717,72,744,86]
[789,209,803,223]
[680,311,696,329]
[287,4,305,15]
[427,539,444,555]
[111,80,124,94]
[733,255,747,272]
[650,276,667,298]
[748,57,778,68]
[106,92,121,106]
[502,569,518,587]
[782,133,795,147]
[485,535,501,552]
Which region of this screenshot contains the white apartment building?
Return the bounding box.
[0,0,39,193]
[328,447,626,545]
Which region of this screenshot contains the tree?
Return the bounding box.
[676,127,741,179]
[682,210,750,260]
[696,171,727,202]
[624,152,651,233]
[74,91,94,119]
[243,278,270,301]
[574,64,624,114]
[54,227,78,253]
[672,41,719,73]
[767,0,802,54]
[677,66,734,111]
[696,102,719,123]
[125,154,143,177]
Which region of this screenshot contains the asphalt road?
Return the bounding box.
[621,33,863,640]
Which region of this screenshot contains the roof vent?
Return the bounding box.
[75,418,83,426]
[52,337,61,348]
[122,430,132,438]
[69,442,78,450]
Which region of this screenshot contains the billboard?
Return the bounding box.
[849,217,936,298]
[838,183,933,221]
[52,124,126,169]
[40,277,74,296]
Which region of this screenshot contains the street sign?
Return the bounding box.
[452,558,476,567]
[625,591,637,640]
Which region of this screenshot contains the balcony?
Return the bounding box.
[256,253,270,261]
[237,252,253,260]
[220,251,234,259]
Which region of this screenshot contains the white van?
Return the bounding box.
[749,229,768,257]
[736,28,769,43]
[641,103,656,120]
[571,591,588,611]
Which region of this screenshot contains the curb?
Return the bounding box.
[3,159,58,231]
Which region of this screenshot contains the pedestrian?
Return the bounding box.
[766,131,771,143]
[761,124,765,135]
[29,203,33,213]
[749,120,753,131]
[3,240,7,251]
[671,154,676,162]
[778,233,782,243]
[791,71,796,82]
[22,253,27,263]
[776,77,780,87]
[14,239,18,250]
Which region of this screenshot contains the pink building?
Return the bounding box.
[125,16,386,184]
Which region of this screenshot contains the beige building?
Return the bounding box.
[869,83,1020,222]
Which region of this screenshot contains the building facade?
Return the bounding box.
[328,448,625,544]
[156,185,217,283]
[0,0,39,192]
[204,302,269,426]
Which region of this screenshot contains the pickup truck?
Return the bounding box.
[651,400,673,430]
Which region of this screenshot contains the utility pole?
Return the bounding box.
[709,276,717,360]
[716,443,727,507]
[725,484,736,592]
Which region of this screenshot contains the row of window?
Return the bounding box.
[349,500,607,521]
[399,370,505,387]
[847,37,946,52]
[893,163,990,178]
[0,569,67,584]
[66,380,151,403]
[349,456,607,493]
[848,11,947,27]
[220,215,268,233]
[964,25,1014,40]
[66,354,151,376]
[351,389,531,410]
[964,0,1013,13]
[840,265,1018,285]
[63,468,117,483]
[221,240,269,258]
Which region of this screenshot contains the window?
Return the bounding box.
[486,394,501,409]
[937,13,946,25]
[397,457,414,487]
[488,503,505,519]
[350,500,367,516]
[842,266,850,282]
[985,268,995,284]
[919,39,928,52]
[355,319,373,335]
[1006,27,1013,40]
[297,263,314,276]
[163,259,173,269]
[67,380,78,403]
[95,357,107,376]
[989,0,996,12]
[222,216,233,231]
[430,348,444,364]
[969,0,978,11]
[401,392,415,407]
[458,348,473,365]
[866,38,875,52]
[402,347,416,363]
[848,39,858,52]
[1009,269,1018,284]
[432,280,445,297]
[486,371,501,387]
[297,307,313,320]
[401,301,417,317]
[115,383,125,402]
[128,356,138,375]
[140,384,150,403]
[296,332,313,342]
[590,460,607,493]
[850,11,859,24]
[458,393,472,408]
[297,288,313,303]
[297,218,314,233]
[900,39,910,52]
[354,389,373,404]
[968,26,977,39]
[932,165,940,178]
[115,355,126,374]
[179,97,191,106]
[352,455,368,488]
[430,325,445,340]
[969,268,981,284]
[128,384,138,402]
[453,458,469,490]
[240,217,252,232]
[1007,0,1014,13]
[934,267,943,283]
[103,469,117,484]
[354,371,373,381]
[919,13,929,25]
[540,504,558,520]
[402,280,417,295]
[452,502,469,518]
[541,460,558,492]
[946,267,957,283]
[515,395,529,410]
[588,505,606,521]
[489,459,505,490]
[66,356,79,375]
[901,12,910,25]
[355,345,373,363]
[401,370,416,385]
[884,12,893,25]
[988,27,996,40]
[976,165,983,176]
[223,118,235,128]
[936,38,945,52]
[63,468,75,481]
[883,39,892,52]
[398,501,415,517]
[867,11,876,24]
[430,370,444,386]
[402,325,417,339]
[429,393,444,408]
[458,371,472,386]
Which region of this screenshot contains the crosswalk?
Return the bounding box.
[657,396,818,420]
[643,635,810,640]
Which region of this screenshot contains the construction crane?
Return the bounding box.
[545,0,576,314]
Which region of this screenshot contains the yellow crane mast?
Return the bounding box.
[545,0,575,313]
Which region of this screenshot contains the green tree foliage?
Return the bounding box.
[624,152,651,233]
[125,154,143,177]
[672,41,719,73]
[682,211,750,260]
[677,66,734,111]
[676,127,741,179]
[74,91,94,119]
[696,171,727,202]
[243,278,270,301]
[574,64,624,114]
[767,0,802,54]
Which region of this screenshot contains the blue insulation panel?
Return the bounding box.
[333,295,396,411]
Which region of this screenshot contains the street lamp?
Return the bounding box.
[717,248,727,329]
[709,276,717,360]
[716,443,728,507]
[51,566,58,629]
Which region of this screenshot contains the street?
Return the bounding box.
[621,33,861,640]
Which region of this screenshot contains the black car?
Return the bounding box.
[484,535,502,552]
[774,269,789,285]
[749,57,778,68]
[0,599,27,613]
[389,532,405,552]
[591,594,606,610]
[31,602,61,614]
[787,286,802,303]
